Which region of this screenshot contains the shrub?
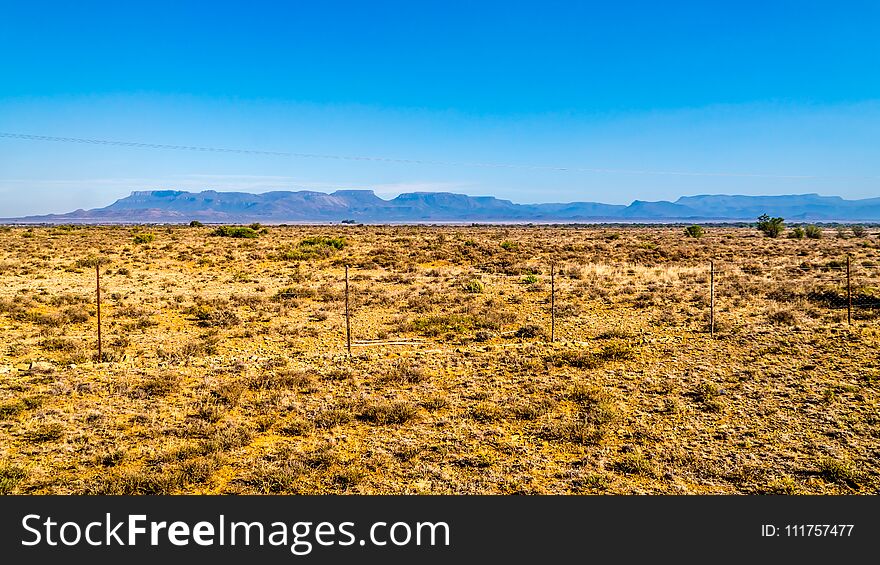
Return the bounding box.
[514,324,544,339]
[0,465,27,494]
[133,233,155,244]
[461,279,484,293]
[23,423,65,443]
[538,394,618,446]
[549,350,600,369]
[469,402,505,422]
[611,451,657,477]
[314,409,353,429]
[212,226,259,238]
[278,418,314,437]
[500,241,518,251]
[757,214,785,238]
[851,225,867,237]
[789,226,805,239]
[684,225,704,238]
[817,457,861,487]
[382,359,428,384]
[189,220,203,227]
[596,342,635,361]
[510,399,554,420]
[187,305,240,327]
[768,308,798,326]
[804,225,822,239]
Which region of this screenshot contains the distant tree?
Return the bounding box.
[804,225,822,239]
[188,220,203,227]
[851,225,867,237]
[789,226,805,239]
[341,219,357,224]
[684,225,704,238]
[757,214,785,238]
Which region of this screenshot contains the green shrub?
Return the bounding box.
[0,464,27,494]
[133,233,155,244]
[461,279,484,293]
[818,457,861,487]
[500,241,518,251]
[789,226,805,239]
[684,225,704,238]
[757,214,785,238]
[851,225,867,237]
[188,220,203,227]
[804,225,822,239]
[212,226,259,238]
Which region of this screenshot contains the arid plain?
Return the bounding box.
[1,224,878,494]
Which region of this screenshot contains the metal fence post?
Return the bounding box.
[345,265,352,356]
[710,260,715,338]
[96,261,102,362]
[550,263,556,343]
[847,255,852,325]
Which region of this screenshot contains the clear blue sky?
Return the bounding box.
[1,0,879,216]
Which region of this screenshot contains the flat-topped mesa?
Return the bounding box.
[7,191,880,223]
[128,190,186,198]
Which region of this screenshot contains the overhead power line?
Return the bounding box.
[0,131,873,180]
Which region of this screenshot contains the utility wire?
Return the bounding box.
[1,131,875,180]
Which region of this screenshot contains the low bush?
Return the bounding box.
[212,226,259,238]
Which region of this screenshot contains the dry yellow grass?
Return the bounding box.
[0,223,878,494]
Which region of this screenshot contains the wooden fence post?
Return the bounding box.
[96,261,102,362]
[709,260,715,338]
[847,255,852,325]
[550,263,556,343]
[345,265,352,357]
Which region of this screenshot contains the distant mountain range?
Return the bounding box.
[6,190,880,223]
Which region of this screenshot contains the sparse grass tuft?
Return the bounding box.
[0,464,27,494]
[358,401,419,425]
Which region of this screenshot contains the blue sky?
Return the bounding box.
[1,0,879,216]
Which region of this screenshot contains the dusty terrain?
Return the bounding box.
[0,224,878,494]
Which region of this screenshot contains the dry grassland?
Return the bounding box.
[0,224,878,494]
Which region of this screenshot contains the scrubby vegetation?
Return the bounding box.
[684,225,704,238]
[212,226,260,238]
[0,224,877,495]
[757,214,785,238]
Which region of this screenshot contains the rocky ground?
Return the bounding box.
[0,224,878,494]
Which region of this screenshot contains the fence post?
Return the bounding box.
[96,261,102,362]
[709,260,715,338]
[550,263,556,343]
[345,265,352,357]
[847,254,852,325]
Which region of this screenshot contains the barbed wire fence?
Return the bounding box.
[42,251,878,361]
[336,254,879,353]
